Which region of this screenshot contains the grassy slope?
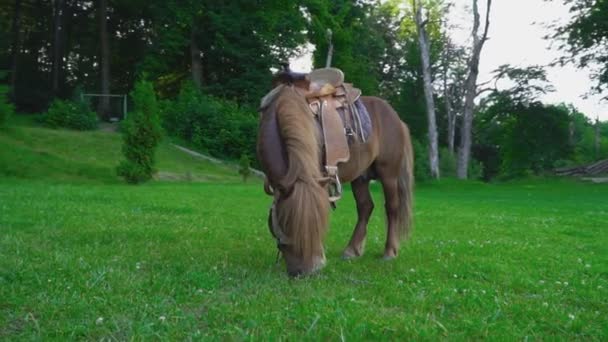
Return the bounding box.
[0,124,243,183]
[0,176,606,339]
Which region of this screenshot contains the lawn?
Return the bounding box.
[0,123,244,183]
[0,121,606,339]
[1,177,606,340]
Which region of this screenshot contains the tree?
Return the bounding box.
[9,0,22,101]
[307,0,386,95]
[440,26,468,155]
[117,79,162,184]
[457,0,492,179]
[51,0,65,96]
[98,0,111,119]
[551,0,608,99]
[413,0,440,178]
[473,66,563,179]
[239,154,251,182]
[0,72,14,127]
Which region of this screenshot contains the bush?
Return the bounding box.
[117,80,162,184]
[0,84,14,128]
[161,82,258,163]
[239,154,251,182]
[468,159,484,180]
[42,98,98,130]
[412,139,430,182]
[439,147,457,178]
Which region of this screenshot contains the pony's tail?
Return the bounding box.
[274,88,329,262]
[397,123,414,239]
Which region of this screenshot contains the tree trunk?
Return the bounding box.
[190,25,203,88]
[325,29,334,68]
[442,39,456,155]
[596,117,601,159]
[446,85,456,154]
[415,4,440,179]
[98,0,110,120]
[52,0,65,96]
[457,0,492,179]
[10,0,22,101]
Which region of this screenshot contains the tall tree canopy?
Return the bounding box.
[552,0,608,99]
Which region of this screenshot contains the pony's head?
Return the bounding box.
[258,85,330,277]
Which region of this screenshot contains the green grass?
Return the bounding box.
[1,178,606,340]
[0,121,606,339]
[0,124,244,183]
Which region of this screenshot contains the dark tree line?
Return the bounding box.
[0,0,606,179]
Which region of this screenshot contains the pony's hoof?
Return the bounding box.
[341,247,362,260]
[382,251,397,261]
[382,255,396,261]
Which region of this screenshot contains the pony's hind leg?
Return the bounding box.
[342,177,374,259]
[379,175,400,260]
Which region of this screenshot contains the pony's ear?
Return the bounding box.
[272,70,310,88]
[259,85,284,111]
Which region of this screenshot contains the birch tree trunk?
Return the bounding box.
[442,40,456,155]
[457,0,492,179]
[325,29,333,68]
[98,0,111,120]
[596,117,601,159]
[190,26,203,88]
[10,0,22,101]
[415,3,440,179]
[446,85,456,154]
[52,0,65,95]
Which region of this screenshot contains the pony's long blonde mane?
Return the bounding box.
[270,86,329,265]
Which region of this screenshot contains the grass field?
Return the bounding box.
[0,122,243,183]
[1,124,607,339]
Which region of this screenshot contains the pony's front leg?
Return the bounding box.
[342,177,374,259]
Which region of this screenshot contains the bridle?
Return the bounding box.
[268,201,289,248]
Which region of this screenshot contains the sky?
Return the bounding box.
[291,0,607,121]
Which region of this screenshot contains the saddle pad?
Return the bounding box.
[354,99,372,141]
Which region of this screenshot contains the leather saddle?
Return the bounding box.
[279,67,366,202]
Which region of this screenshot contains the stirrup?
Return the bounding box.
[326,166,342,202]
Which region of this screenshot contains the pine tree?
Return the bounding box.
[117,79,162,184]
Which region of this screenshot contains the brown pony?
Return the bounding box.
[257,81,414,277]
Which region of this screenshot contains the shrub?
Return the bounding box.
[468,159,484,180]
[42,98,98,130]
[0,84,14,128]
[161,82,258,163]
[117,80,162,184]
[439,147,457,178]
[239,154,251,182]
[412,139,430,182]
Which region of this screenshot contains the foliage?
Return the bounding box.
[439,147,457,177]
[552,0,608,98]
[475,94,574,179]
[482,64,555,104]
[468,158,484,180]
[117,79,162,184]
[0,84,14,128]
[42,97,98,131]
[238,153,251,182]
[161,82,257,163]
[142,0,307,102]
[412,138,430,181]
